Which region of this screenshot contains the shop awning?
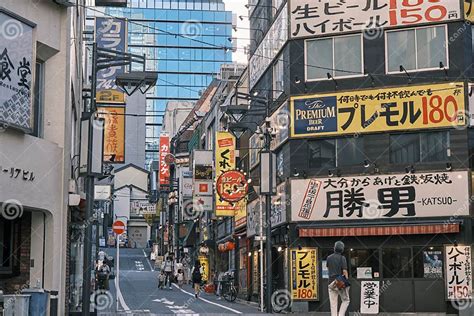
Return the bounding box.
[299,223,459,237]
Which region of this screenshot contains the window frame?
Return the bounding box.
[304,33,365,82]
[385,24,449,74]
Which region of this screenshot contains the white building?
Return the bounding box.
[0,1,85,314]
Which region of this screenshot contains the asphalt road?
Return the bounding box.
[96,247,266,315]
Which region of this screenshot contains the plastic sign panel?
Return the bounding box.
[234,198,247,229]
[216,170,248,203]
[290,83,466,138]
[290,248,318,300]
[0,11,34,132]
[198,255,209,281]
[290,0,461,39]
[360,281,380,314]
[159,133,170,187]
[98,106,125,163]
[465,0,474,22]
[291,171,469,221]
[215,132,238,216]
[95,17,127,104]
[445,245,472,300]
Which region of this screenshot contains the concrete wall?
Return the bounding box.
[162,101,194,138]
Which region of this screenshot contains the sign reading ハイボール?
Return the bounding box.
[290,83,465,138]
[290,248,318,300]
[445,245,472,300]
[291,171,469,221]
[0,12,34,132]
[290,0,461,39]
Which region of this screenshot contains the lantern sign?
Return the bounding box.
[216,170,248,203]
[218,241,236,252]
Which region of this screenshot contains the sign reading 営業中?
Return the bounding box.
[95,17,127,104]
[0,12,34,132]
[290,248,318,300]
[445,245,472,300]
[291,171,469,221]
[290,83,465,138]
[360,281,380,314]
[290,0,461,39]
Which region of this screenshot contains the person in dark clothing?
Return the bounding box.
[191,261,202,298]
[327,241,350,316]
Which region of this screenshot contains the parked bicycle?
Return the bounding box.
[221,278,237,302]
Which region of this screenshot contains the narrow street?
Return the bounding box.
[98,248,264,315]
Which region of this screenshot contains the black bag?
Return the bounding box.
[192,268,202,283]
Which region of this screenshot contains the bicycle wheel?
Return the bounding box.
[228,286,237,302]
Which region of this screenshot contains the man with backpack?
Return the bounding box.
[327,241,350,316]
[191,261,202,298]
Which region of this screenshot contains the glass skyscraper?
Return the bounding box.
[88,0,233,168]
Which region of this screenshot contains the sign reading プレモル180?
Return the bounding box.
[290,83,466,138]
[0,11,34,132]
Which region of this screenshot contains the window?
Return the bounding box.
[382,248,412,278]
[306,34,363,80]
[308,140,336,169]
[386,25,447,73]
[273,55,284,99]
[390,131,449,164]
[349,249,380,279]
[336,137,365,167]
[0,217,20,275]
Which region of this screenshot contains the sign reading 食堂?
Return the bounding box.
[0,12,34,132]
[290,247,318,300]
[290,0,461,39]
[445,245,472,300]
[290,83,465,138]
[291,171,469,221]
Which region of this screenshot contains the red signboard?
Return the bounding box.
[216,170,248,203]
[112,220,126,235]
[159,133,170,187]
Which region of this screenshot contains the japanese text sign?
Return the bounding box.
[290,82,466,138]
[95,17,127,104]
[290,248,318,300]
[159,133,170,187]
[290,0,461,39]
[0,12,34,132]
[291,171,469,221]
[445,245,472,300]
[198,255,209,281]
[98,106,125,163]
[215,132,237,216]
[234,198,247,228]
[360,281,380,314]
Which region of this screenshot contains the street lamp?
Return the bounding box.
[81,43,157,315]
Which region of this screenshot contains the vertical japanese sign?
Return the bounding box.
[158,133,170,188]
[234,198,247,228]
[0,12,34,131]
[445,245,472,300]
[360,281,380,314]
[465,0,474,22]
[198,255,209,282]
[95,17,127,104]
[290,248,318,300]
[290,0,461,39]
[98,106,125,163]
[215,132,237,216]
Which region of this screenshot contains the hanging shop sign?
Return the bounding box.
[131,200,156,215]
[198,255,209,282]
[291,171,469,222]
[270,102,290,151]
[215,132,238,216]
[0,11,34,132]
[246,197,261,238]
[271,182,287,226]
[180,170,193,197]
[218,241,236,252]
[290,247,318,301]
[216,170,248,203]
[249,133,264,170]
[158,133,170,188]
[95,17,127,104]
[445,245,472,300]
[465,0,474,22]
[360,281,380,314]
[290,82,465,138]
[234,198,247,229]
[98,106,125,163]
[290,0,461,39]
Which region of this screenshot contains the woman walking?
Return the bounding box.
[191,261,202,298]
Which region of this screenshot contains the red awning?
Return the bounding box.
[299,223,459,237]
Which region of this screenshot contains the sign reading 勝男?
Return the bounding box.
[290,83,466,138]
[290,248,318,301]
[291,171,469,222]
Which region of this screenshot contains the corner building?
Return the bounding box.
[243,0,474,313]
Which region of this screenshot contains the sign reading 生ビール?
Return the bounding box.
[290,248,318,301]
[291,171,469,222]
[290,0,461,39]
[290,83,465,138]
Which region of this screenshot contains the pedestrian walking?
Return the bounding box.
[327,241,351,316]
[191,261,202,298]
[96,260,111,290]
[177,269,184,288]
[161,256,174,289]
[158,271,166,289]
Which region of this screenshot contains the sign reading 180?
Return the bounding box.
[290,82,466,138]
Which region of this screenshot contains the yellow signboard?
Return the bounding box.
[98,106,126,163]
[234,198,247,228]
[290,82,466,138]
[215,132,237,216]
[465,0,474,22]
[198,255,209,282]
[290,248,318,301]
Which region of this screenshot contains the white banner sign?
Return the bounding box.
[360,281,380,314]
[291,171,469,221]
[131,200,156,215]
[290,0,461,39]
[445,245,473,300]
[181,170,193,197]
[0,12,34,131]
[270,102,289,151]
